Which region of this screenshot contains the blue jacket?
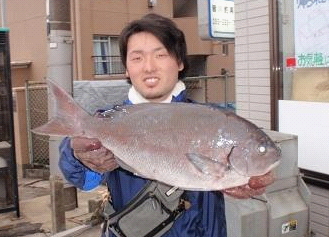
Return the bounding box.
[59,90,227,237]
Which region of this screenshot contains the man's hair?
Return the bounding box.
[119,13,189,80]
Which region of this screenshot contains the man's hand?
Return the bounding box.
[71,137,119,173]
[222,171,275,199]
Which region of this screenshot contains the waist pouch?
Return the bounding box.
[102,181,186,237]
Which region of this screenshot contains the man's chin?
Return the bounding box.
[143,93,167,102]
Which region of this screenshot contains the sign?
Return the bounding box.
[281,220,298,234]
[294,0,329,67]
[198,0,235,40]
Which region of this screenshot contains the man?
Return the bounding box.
[59,13,273,237]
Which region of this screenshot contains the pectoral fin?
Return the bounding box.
[186,153,229,177]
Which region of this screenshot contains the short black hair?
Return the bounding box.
[119,13,189,80]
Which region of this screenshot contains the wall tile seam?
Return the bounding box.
[249,107,271,114]
[246,48,271,54]
[247,36,270,43]
[310,212,329,221]
[235,4,269,12]
[247,70,271,75]
[236,94,251,100]
[236,15,270,23]
[310,196,329,204]
[234,40,270,46]
[249,96,271,104]
[249,88,271,95]
[235,48,270,55]
[248,83,271,87]
[235,36,270,42]
[235,82,251,86]
[308,188,329,198]
[250,110,271,117]
[238,59,270,64]
[309,208,329,216]
[234,21,270,28]
[249,95,270,105]
[247,65,270,70]
[235,9,268,16]
[246,54,270,60]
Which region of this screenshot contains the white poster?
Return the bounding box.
[294,0,329,68]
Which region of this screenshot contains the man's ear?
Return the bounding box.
[178,62,184,71]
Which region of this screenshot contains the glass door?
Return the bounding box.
[278,0,329,182]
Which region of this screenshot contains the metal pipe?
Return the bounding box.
[1,0,6,27]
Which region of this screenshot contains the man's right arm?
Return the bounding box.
[59,137,118,191]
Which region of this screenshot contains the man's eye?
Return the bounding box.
[131,56,141,61]
[156,53,168,58]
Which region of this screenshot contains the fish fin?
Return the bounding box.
[32,80,91,137]
[32,117,83,137]
[186,153,228,177]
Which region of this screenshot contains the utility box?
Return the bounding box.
[225,130,311,237]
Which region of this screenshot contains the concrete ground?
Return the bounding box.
[0,177,107,237]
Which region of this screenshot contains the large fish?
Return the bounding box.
[33,80,281,191]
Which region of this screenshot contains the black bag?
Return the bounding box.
[102,181,187,237]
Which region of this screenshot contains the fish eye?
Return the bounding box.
[257,144,267,155]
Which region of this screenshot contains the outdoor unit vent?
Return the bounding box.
[148,0,156,7]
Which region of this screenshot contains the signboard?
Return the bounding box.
[198,0,235,40]
[294,0,329,67]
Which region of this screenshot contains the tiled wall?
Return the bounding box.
[234,0,271,129]
[308,184,329,237]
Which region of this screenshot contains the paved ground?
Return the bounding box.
[0,177,107,237]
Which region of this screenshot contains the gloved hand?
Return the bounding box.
[71,136,119,173]
[222,171,275,199]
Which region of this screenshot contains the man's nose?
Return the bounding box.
[143,55,157,72]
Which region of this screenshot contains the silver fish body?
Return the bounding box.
[33,81,281,191]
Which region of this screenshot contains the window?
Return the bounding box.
[222,43,229,56]
[93,35,125,75]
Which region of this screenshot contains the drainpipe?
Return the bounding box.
[47,0,73,176]
[1,0,6,27]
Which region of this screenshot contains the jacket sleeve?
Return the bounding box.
[58,137,104,191]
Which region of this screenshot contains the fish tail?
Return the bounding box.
[32,80,91,137]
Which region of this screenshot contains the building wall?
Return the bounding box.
[7,0,47,87]
[234,0,271,129]
[5,0,233,82]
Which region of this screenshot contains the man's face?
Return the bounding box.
[125,32,184,102]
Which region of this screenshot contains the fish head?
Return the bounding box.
[228,128,281,177]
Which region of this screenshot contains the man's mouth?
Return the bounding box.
[144,77,159,87]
